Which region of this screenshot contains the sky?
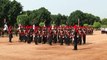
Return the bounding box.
[15,0,107,19]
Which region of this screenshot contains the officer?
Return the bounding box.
[8,26,13,43]
[73,28,78,50]
[82,29,86,44]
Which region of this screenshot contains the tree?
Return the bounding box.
[93,22,101,29]
[0,0,22,27]
[101,18,107,25]
[35,7,51,26]
[68,10,101,26]
[51,14,68,26]
[17,15,30,25]
[84,13,100,25]
[0,0,10,27]
[68,10,84,26]
[8,0,22,26]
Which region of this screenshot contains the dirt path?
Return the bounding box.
[0,31,107,60]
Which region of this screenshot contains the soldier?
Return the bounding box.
[24,29,28,43]
[27,28,33,44]
[37,29,42,43]
[42,29,47,44]
[19,29,24,42]
[8,26,13,43]
[64,30,70,45]
[53,29,57,43]
[34,31,38,45]
[78,29,82,45]
[73,28,78,50]
[82,29,86,44]
[59,29,64,45]
[47,30,52,45]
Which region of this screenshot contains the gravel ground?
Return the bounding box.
[0,31,107,60]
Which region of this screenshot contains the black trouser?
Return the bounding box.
[53,35,57,43]
[59,37,64,45]
[9,34,13,42]
[78,36,82,45]
[83,35,86,44]
[43,36,47,44]
[74,37,78,50]
[27,35,33,44]
[24,35,28,42]
[34,36,38,45]
[65,36,70,45]
[38,36,42,43]
[47,36,52,45]
[19,34,24,42]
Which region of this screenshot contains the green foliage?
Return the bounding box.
[93,22,101,29]
[101,18,107,25]
[39,22,45,27]
[8,0,22,25]
[68,10,101,26]
[17,15,30,25]
[83,24,88,26]
[68,10,84,26]
[61,24,66,26]
[0,0,22,27]
[35,7,51,26]
[101,25,107,28]
[51,14,68,26]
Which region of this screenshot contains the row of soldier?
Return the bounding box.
[0,26,89,50]
[17,26,86,46]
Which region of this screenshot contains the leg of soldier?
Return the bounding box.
[73,37,78,50]
[30,36,33,43]
[48,37,52,45]
[67,37,70,45]
[60,38,63,45]
[83,35,86,44]
[79,36,82,45]
[27,35,31,44]
[64,37,67,45]
[9,34,12,43]
[38,36,41,43]
[24,35,27,43]
[34,36,38,45]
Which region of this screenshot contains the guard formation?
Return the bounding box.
[0,25,93,50]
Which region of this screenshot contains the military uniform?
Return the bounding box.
[82,29,86,44]
[53,30,57,43]
[78,29,82,45]
[8,26,13,43]
[47,31,52,45]
[27,29,33,44]
[73,30,78,50]
[59,30,64,45]
[34,31,38,45]
[64,31,70,45]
